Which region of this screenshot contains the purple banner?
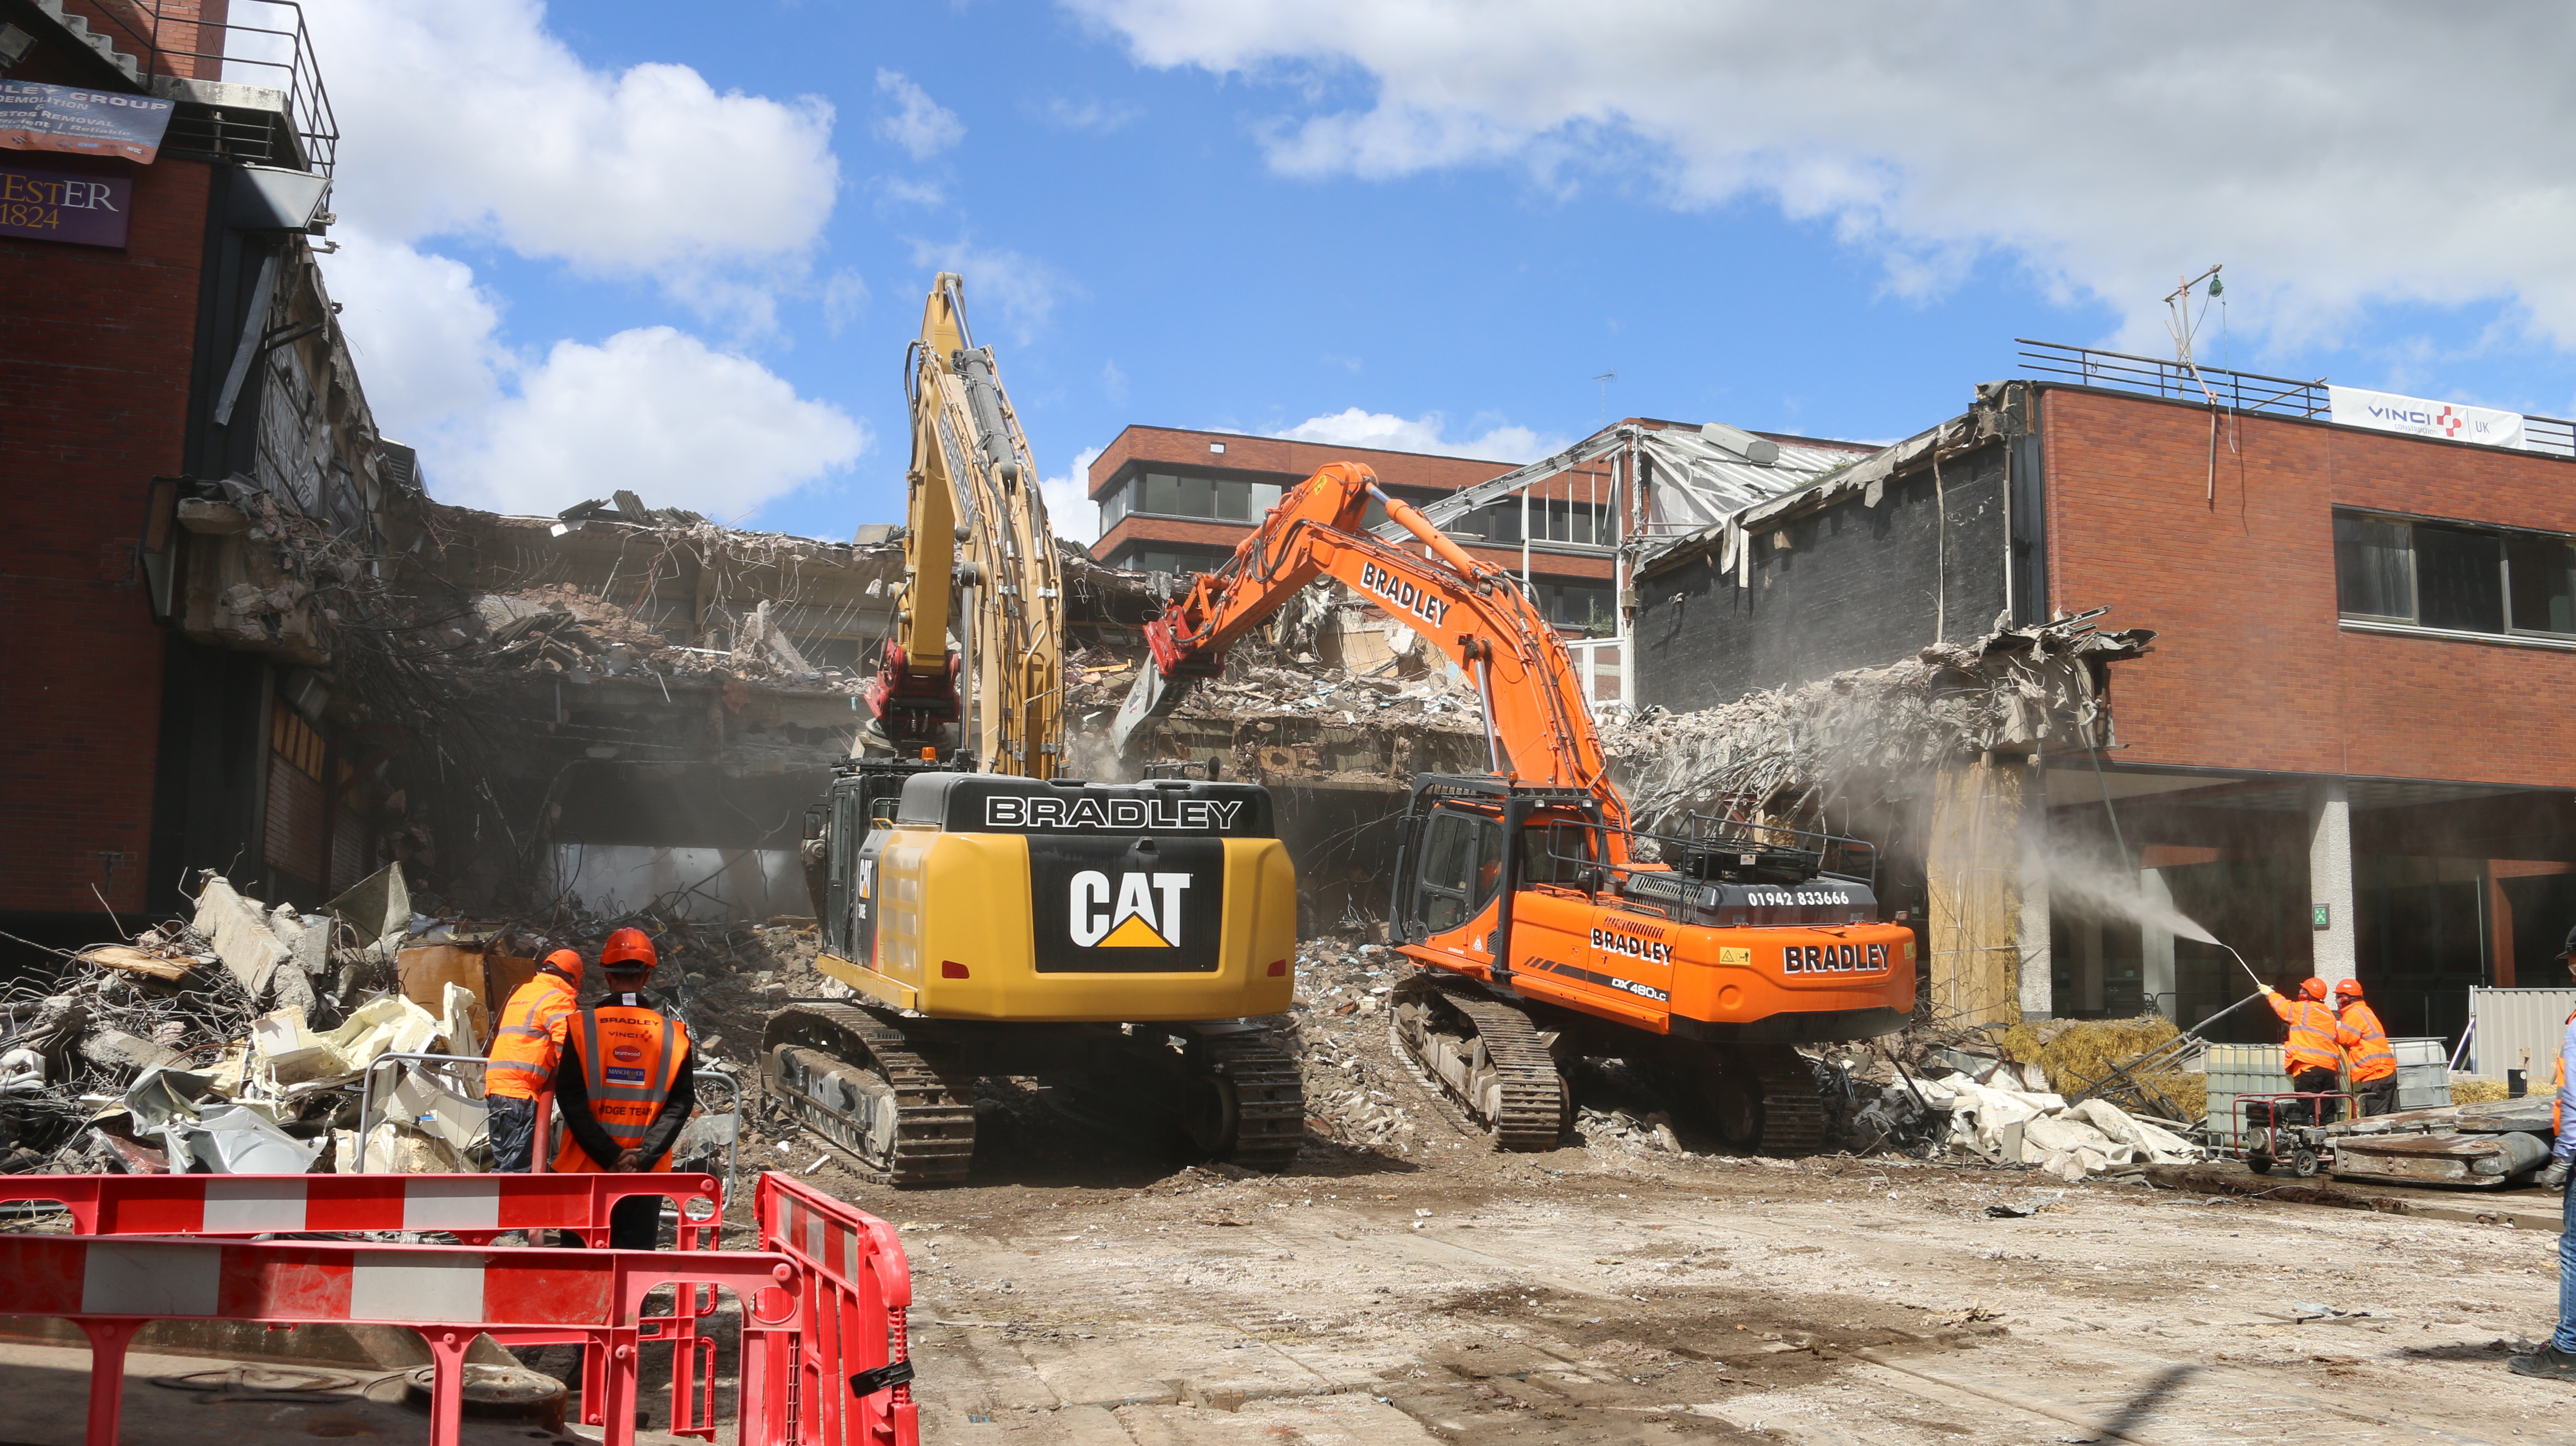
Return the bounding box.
[0,80,174,164]
[0,163,132,247]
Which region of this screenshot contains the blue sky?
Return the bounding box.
[299,1,2576,543]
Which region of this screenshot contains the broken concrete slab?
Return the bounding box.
[191,874,292,996]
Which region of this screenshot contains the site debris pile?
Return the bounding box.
[1280,935,1425,1155]
[1602,612,2153,833]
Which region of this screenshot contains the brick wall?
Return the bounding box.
[0,158,210,914]
[2041,387,2576,788]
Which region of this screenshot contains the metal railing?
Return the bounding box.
[2017,339,2327,418]
[62,0,338,174]
[2020,337,2576,460]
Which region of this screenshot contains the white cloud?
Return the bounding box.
[1037,95,1144,133]
[322,227,509,435]
[296,1,862,526]
[435,327,869,519]
[1073,1,2576,350]
[1044,446,1107,544]
[874,69,966,160]
[302,0,838,304]
[823,270,871,334]
[1275,408,1556,462]
[908,240,1077,342]
[1101,359,1129,404]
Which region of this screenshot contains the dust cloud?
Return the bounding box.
[2033,844,2221,945]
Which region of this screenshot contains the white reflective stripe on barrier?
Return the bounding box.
[81,1242,220,1315]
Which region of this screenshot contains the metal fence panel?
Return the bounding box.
[2468,988,2576,1080]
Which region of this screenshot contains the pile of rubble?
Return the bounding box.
[447,586,854,692]
[1601,612,2155,830]
[1280,935,1428,1154]
[0,864,774,1180]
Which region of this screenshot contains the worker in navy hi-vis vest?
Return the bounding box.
[552,927,696,1251]
[2511,924,2576,1380]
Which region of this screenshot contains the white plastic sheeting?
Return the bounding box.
[1916,1071,2203,1182]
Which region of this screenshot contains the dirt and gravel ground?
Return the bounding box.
[713,937,2576,1446]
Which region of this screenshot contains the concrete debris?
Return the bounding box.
[1602,613,2155,831]
[1895,1071,2202,1180]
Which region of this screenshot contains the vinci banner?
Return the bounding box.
[0,80,175,164]
[2328,385,2527,450]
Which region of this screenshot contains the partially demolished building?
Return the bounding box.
[1610,349,2576,1050]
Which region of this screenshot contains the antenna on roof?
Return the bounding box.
[1593,370,1618,425]
[2162,264,2224,404]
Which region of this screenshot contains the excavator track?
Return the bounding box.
[1197,1029,1306,1171]
[1745,1046,1829,1156]
[763,1004,976,1187]
[1390,973,1569,1151]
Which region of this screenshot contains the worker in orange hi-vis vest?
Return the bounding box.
[551,927,696,1251]
[2332,979,2398,1118]
[484,947,584,1172]
[2258,976,2344,1124]
[2510,926,2576,1379]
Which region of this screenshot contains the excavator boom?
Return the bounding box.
[869,273,1064,775]
[1113,463,1619,820]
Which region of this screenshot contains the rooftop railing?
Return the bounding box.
[69,0,337,175]
[2019,338,2576,460]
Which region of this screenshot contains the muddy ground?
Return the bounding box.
[716,952,2576,1446]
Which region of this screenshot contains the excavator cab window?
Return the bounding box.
[1417,808,1503,933]
[1521,822,1597,887]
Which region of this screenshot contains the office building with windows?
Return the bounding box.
[1082,426,1624,634]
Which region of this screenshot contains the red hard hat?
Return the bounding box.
[542,948,585,984]
[2299,977,2328,1001]
[2334,978,2364,999]
[601,927,658,972]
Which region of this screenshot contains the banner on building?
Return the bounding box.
[0,80,175,164]
[2327,385,2527,450]
[0,163,132,246]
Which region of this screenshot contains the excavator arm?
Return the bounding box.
[1112,462,1621,825]
[867,273,1064,775]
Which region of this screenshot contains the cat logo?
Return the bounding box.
[1070,870,1191,948]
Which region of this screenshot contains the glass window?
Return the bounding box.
[1572,504,1595,546]
[1100,479,1129,526]
[1216,478,1251,521]
[1177,474,1215,516]
[2415,523,2504,633]
[2334,512,2411,620]
[2508,532,2576,634]
[1251,482,1282,515]
[1143,473,1180,514]
[1419,811,1480,931]
[1523,823,1595,886]
[1363,498,1390,530]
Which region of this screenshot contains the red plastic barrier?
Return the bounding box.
[0,1232,801,1446]
[757,1172,918,1446]
[0,1171,724,1245]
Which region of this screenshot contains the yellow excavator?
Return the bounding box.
[766,275,1303,1186]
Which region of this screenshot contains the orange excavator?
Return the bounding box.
[1114,462,1916,1151]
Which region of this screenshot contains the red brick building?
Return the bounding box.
[1631,348,2576,1045]
[2,2,391,946]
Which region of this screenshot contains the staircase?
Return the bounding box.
[24,0,145,88]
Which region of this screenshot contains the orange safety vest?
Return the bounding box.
[2267,991,2342,1074]
[552,1002,690,1174]
[485,972,580,1100]
[2335,1001,2397,1083]
[2556,1004,2576,1134]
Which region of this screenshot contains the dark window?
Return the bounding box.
[2509,532,2576,634]
[1115,472,1283,523]
[1176,474,1214,517]
[2332,509,2576,639]
[1417,810,1500,933]
[2414,524,2504,632]
[1523,823,1596,885]
[2334,512,2411,619]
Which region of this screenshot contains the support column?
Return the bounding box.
[2017,763,2053,1021]
[2139,868,2177,1019]
[2308,779,2357,985]
[1925,752,2028,1029]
